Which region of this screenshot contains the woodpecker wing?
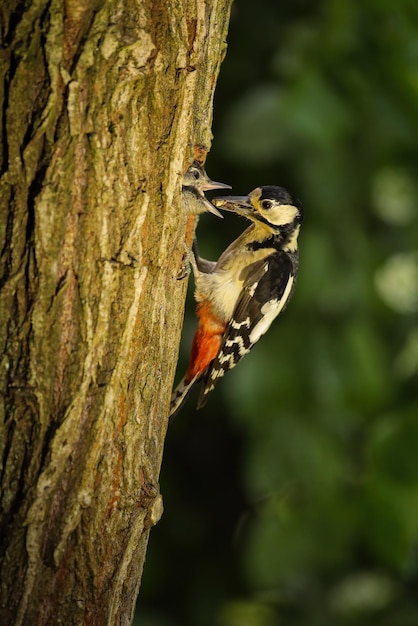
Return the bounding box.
[198,250,297,408]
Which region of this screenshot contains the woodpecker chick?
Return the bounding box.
[177,162,231,280]
[182,161,231,217]
[170,185,303,417]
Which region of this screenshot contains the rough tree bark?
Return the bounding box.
[0,0,232,624]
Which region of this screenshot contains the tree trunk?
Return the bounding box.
[0,1,231,624]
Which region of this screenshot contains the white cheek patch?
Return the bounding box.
[249,276,294,343]
[269,204,299,226]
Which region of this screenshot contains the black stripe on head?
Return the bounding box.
[260,186,303,213]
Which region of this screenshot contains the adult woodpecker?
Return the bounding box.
[170,185,303,418]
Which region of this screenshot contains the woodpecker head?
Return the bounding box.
[183,162,231,193]
[182,162,231,217]
[213,185,303,234]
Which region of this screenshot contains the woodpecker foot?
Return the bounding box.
[177,244,192,280]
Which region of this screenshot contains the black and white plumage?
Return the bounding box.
[182,162,231,217]
[192,185,303,409]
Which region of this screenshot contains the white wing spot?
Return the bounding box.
[225,336,250,356]
[249,276,294,344]
[248,283,258,298]
[210,368,226,381]
[218,352,234,365]
[231,317,250,330]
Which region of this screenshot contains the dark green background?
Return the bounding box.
[137,1,418,624]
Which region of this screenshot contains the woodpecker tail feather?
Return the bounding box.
[169,374,200,420]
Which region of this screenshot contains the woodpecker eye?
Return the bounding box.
[191,169,200,180]
[261,200,272,210]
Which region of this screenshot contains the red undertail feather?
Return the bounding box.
[185,302,226,379]
[169,301,226,418]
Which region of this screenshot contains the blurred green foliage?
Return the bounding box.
[137,1,418,624]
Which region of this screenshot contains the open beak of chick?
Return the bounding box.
[201,180,232,217]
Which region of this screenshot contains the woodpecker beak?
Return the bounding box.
[201,180,232,192]
[200,180,231,217]
[212,195,253,216]
[201,198,224,218]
